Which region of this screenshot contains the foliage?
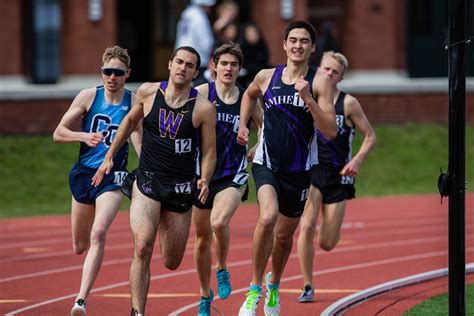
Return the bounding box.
[0,123,473,217]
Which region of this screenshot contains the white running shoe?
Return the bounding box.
[264,272,281,316]
[238,286,262,316]
[71,299,86,316]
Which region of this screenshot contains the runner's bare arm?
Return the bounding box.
[340,95,376,176]
[194,95,217,203]
[53,88,103,147]
[296,73,337,139]
[238,69,270,145]
[128,93,143,157]
[92,83,153,186]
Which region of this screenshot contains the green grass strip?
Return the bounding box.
[404,283,473,315]
[1,123,473,217]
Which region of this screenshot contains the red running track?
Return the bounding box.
[1,193,473,315]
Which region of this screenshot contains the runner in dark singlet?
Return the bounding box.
[236,21,337,316]
[192,43,263,314]
[92,46,216,316]
[297,51,376,303]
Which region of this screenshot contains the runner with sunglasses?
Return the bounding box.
[53,45,142,316]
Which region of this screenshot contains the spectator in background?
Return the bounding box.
[175,0,216,84]
[215,21,240,48]
[213,1,240,36]
[239,23,269,87]
[312,20,341,67]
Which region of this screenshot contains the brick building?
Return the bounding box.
[0,0,473,134]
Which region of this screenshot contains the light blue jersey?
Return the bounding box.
[79,85,132,169]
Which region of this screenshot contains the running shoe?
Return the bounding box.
[238,285,262,316]
[71,299,86,316]
[198,289,214,316]
[264,272,281,316]
[216,268,231,299]
[298,284,314,303]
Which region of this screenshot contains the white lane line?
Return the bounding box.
[168,249,474,315]
[1,222,456,263]
[0,234,455,283]
[320,262,474,316]
[4,232,472,283]
[0,214,452,250]
[0,242,133,264]
[0,228,131,250]
[4,266,204,315]
[6,242,473,315]
[0,222,131,239]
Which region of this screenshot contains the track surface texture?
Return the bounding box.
[1,193,473,315]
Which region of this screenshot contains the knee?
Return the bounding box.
[257,214,277,233]
[299,221,316,239]
[73,239,89,254]
[73,243,88,255]
[274,230,292,247]
[134,239,154,260]
[210,219,226,235]
[195,234,212,253]
[90,227,107,247]
[163,257,181,270]
[319,237,339,252]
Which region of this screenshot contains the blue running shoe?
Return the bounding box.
[198,289,214,316]
[216,268,231,299]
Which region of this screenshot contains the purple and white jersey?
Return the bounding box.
[196,82,248,181]
[253,65,318,172]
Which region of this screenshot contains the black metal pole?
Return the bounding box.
[447,0,466,314]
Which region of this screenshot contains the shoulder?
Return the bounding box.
[194,93,215,124]
[195,83,209,98]
[343,92,364,116]
[257,68,276,79]
[137,82,160,97]
[195,92,213,109]
[78,87,97,99]
[73,87,97,107]
[253,68,276,87]
[344,93,361,109]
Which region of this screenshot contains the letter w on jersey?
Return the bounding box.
[159,109,183,139]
